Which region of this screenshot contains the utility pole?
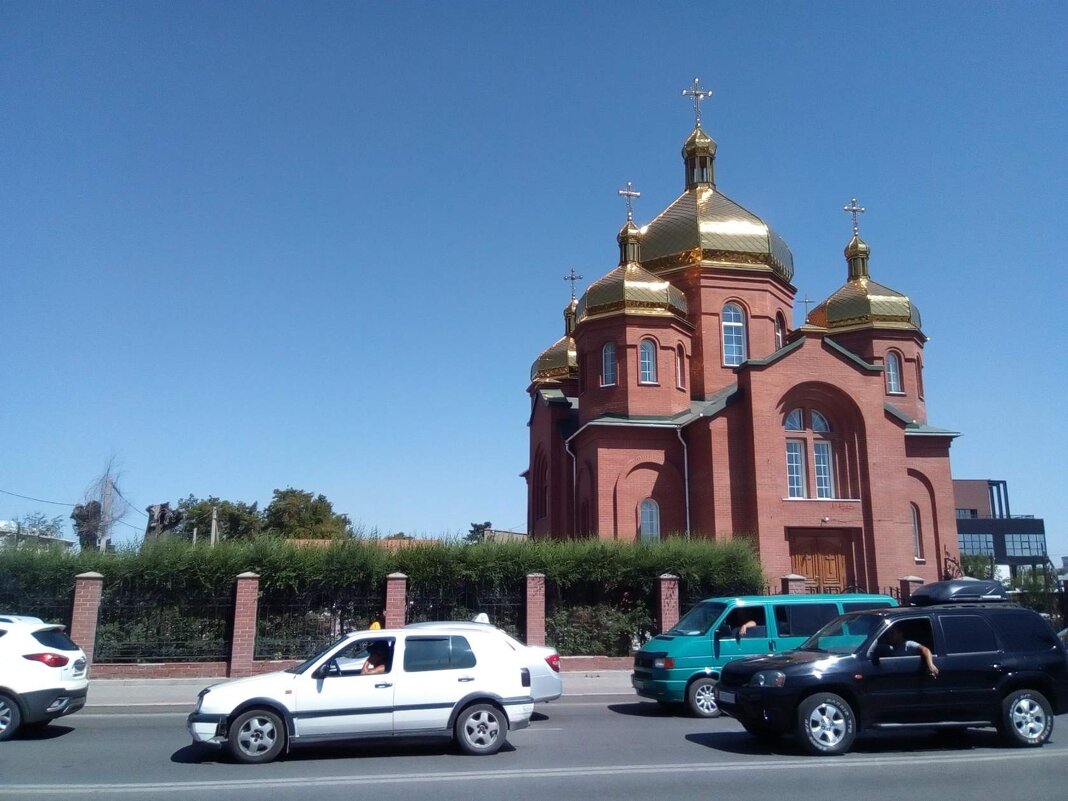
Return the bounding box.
[210,506,218,547]
[192,525,198,546]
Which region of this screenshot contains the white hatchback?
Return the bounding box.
[187,626,535,763]
[0,620,89,740]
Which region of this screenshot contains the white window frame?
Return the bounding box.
[639,498,660,540]
[813,441,834,499]
[786,440,807,498]
[911,503,924,560]
[722,303,747,366]
[885,352,904,394]
[639,339,658,384]
[676,345,685,389]
[601,342,617,387]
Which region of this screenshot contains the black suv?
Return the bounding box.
[715,585,1068,755]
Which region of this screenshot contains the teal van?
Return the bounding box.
[631,592,898,717]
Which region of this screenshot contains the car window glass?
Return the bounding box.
[404,637,453,672]
[725,607,767,637]
[451,636,477,668]
[940,615,998,654]
[334,638,393,675]
[989,612,1058,652]
[774,603,838,637]
[843,601,892,614]
[31,630,78,651]
[668,602,726,636]
[877,619,935,653]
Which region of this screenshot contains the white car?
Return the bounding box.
[0,619,89,740]
[187,626,535,763]
[406,621,563,703]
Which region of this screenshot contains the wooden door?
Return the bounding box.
[790,532,851,593]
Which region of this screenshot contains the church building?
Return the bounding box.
[525,81,960,592]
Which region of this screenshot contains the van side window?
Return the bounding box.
[774,603,839,637]
[941,615,998,654]
[988,612,1058,652]
[842,601,892,614]
[725,607,767,637]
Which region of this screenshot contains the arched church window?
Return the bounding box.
[885,351,904,394]
[916,356,925,400]
[676,345,686,389]
[639,339,658,384]
[910,503,924,560]
[601,342,617,386]
[639,499,660,541]
[784,408,836,500]
[722,303,748,366]
[775,313,786,351]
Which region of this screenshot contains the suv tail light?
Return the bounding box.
[545,654,560,673]
[24,653,69,668]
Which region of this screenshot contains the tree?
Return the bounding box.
[960,553,995,580]
[10,513,68,548]
[73,458,131,551]
[466,521,492,544]
[174,496,261,542]
[261,488,353,540]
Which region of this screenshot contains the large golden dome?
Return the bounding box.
[806,235,922,332]
[530,298,579,383]
[639,126,794,283]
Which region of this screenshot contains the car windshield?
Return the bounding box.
[798,613,882,654]
[285,635,350,674]
[667,602,727,636]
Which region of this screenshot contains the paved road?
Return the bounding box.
[2,696,1065,801]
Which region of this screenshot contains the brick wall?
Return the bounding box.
[229,572,260,678]
[70,572,103,664]
[526,573,546,646]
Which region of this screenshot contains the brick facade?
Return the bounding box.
[525,573,546,646]
[229,572,260,677]
[384,573,407,629]
[657,574,679,632]
[70,572,103,665]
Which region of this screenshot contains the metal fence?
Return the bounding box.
[406,582,526,639]
[544,580,655,656]
[0,580,73,629]
[94,599,234,662]
[255,590,383,660]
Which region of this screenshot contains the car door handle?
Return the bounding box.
[375,682,393,689]
[458,676,476,683]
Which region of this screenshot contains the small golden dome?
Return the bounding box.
[576,262,688,324]
[530,335,577,383]
[844,233,870,259]
[682,126,717,157]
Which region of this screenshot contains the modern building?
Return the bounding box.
[0,520,74,550]
[954,479,1050,581]
[525,81,961,593]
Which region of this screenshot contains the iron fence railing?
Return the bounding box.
[0,582,73,629]
[94,599,233,663]
[405,583,525,639]
[256,590,383,660]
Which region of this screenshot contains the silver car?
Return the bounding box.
[406,621,563,703]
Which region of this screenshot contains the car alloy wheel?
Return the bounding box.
[0,693,22,741]
[686,677,722,718]
[1000,690,1053,747]
[455,703,507,755]
[228,709,286,764]
[797,693,856,756]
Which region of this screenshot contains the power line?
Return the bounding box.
[111,484,149,518]
[0,488,75,507]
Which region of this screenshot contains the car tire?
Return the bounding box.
[686,677,722,718]
[227,708,286,764]
[998,689,1053,747]
[454,703,508,756]
[0,692,22,741]
[796,693,856,756]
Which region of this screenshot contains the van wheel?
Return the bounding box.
[686,677,721,718]
[0,693,22,741]
[796,693,856,755]
[228,708,286,764]
[455,703,507,755]
[999,689,1053,747]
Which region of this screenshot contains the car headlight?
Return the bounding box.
[653,657,675,669]
[749,670,786,688]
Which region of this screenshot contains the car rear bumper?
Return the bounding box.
[20,686,89,723]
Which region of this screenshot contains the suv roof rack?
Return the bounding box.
[908,578,1008,606]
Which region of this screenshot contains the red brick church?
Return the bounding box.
[525,81,960,592]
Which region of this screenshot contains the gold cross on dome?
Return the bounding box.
[563,268,583,300]
[617,181,640,221]
[682,77,713,128]
[843,197,866,236]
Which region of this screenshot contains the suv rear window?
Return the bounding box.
[940,614,998,654]
[32,630,78,651]
[988,611,1060,652]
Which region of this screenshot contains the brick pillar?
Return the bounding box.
[780,574,806,595]
[526,573,546,646]
[71,572,103,665]
[229,572,260,677]
[899,575,924,605]
[385,573,407,628]
[658,574,679,633]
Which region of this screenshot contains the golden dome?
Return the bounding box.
[640,185,795,282]
[682,126,717,158]
[575,262,688,323]
[807,236,922,332]
[529,335,577,383]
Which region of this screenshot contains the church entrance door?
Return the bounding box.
[789,531,854,594]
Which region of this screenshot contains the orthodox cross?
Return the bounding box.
[682,77,713,128]
[843,197,866,236]
[800,294,816,317]
[563,267,583,300]
[617,181,640,221]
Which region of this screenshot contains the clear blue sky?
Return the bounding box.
[2,2,1066,559]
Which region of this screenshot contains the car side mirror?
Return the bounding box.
[714,624,731,640]
[314,660,340,679]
